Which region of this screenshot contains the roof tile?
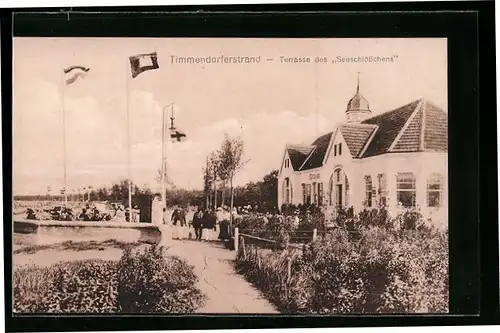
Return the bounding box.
[424,101,448,151]
[339,125,377,157]
[361,100,421,157]
[300,132,333,170]
[392,108,423,152]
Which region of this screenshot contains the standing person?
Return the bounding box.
[159,207,172,244]
[171,208,180,225]
[162,207,169,225]
[192,207,204,241]
[179,207,187,239]
[202,208,213,241]
[26,208,37,220]
[171,208,180,239]
[215,206,224,239]
[218,206,232,242]
[125,208,130,222]
[179,207,187,227]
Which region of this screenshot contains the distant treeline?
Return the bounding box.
[15,171,278,210]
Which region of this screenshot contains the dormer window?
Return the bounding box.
[334,143,342,157]
[284,159,290,168]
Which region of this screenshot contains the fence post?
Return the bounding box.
[241,236,247,259]
[286,256,292,283]
[234,227,239,252]
[312,228,317,242]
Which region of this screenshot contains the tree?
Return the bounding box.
[97,188,108,201]
[215,134,247,224]
[260,170,279,212]
[202,154,217,209]
[204,151,219,209]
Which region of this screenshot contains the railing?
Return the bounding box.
[232,227,319,251]
[233,227,320,285]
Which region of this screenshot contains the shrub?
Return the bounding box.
[236,214,294,246]
[235,246,311,313]
[117,246,206,313]
[14,245,206,313]
[14,259,118,313]
[235,208,448,314]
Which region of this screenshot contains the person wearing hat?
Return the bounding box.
[218,206,232,242]
[171,208,181,239]
[192,206,204,241]
[26,208,37,220]
[202,208,216,241]
[125,208,131,222]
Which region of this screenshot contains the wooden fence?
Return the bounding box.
[232,227,319,283]
[233,227,319,253]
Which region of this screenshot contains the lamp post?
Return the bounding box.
[161,103,174,223]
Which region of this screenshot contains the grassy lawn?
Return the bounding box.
[14,239,142,255]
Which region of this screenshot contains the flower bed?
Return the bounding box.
[14,245,206,313]
[235,209,448,314]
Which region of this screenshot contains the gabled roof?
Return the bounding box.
[422,101,448,151]
[286,145,314,171]
[300,132,333,170]
[283,98,447,171]
[361,99,448,157]
[339,124,377,158]
[360,100,421,157]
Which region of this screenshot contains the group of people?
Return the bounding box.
[166,206,234,242]
[77,206,107,221]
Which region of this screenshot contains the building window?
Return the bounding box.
[365,175,373,207]
[328,176,334,205]
[284,159,290,168]
[318,182,323,206]
[336,169,341,182]
[345,176,350,207]
[427,173,443,207]
[312,182,317,204]
[396,173,416,208]
[378,173,387,207]
[305,184,312,204]
[283,178,291,204]
[334,145,337,156]
[301,183,306,204]
[339,143,342,155]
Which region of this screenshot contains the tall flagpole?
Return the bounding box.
[126,59,133,221]
[205,156,210,209]
[61,71,68,207]
[161,104,167,220]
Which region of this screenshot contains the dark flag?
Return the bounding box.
[170,129,187,143]
[129,52,159,78]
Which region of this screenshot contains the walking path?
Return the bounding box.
[165,239,279,314]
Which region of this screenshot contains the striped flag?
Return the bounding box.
[129,52,159,78]
[64,66,90,85]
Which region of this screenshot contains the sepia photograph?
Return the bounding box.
[12,37,448,315]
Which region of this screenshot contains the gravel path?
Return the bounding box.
[165,239,279,314]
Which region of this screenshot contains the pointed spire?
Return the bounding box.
[356,72,360,93]
[346,72,371,121]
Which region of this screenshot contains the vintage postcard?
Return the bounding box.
[13,37,448,314]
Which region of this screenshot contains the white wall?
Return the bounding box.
[278,144,448,228]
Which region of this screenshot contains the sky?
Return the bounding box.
[13,38,447,195]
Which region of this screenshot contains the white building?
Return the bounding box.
[277,80,448,229]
